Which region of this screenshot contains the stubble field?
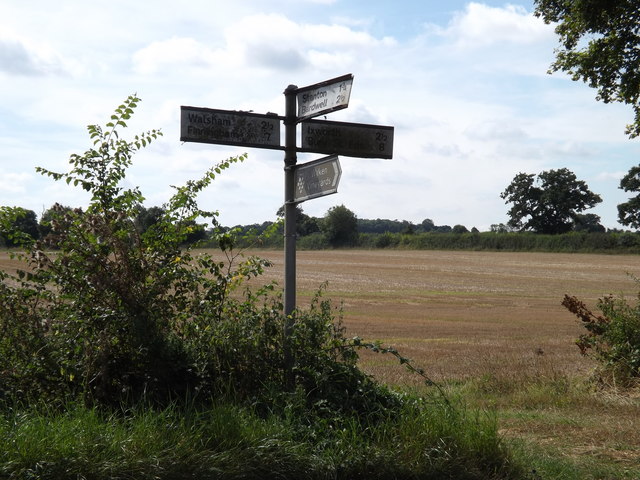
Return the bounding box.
[253,249,638,384]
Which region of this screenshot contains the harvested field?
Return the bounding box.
[255,249,640,470]
[248,249,640,386]
[2,248,638,385]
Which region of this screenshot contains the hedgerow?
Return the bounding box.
[563,286,640,387]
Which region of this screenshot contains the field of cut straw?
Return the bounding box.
[249,250,636,382]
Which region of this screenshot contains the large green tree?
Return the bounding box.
[535,1,640,228]
[534,0,640,138]
[276,204,319,237]
[617,165,640,229]
[134,205,165,234]
[321,204,359,247]
[501,168,602,234]
[38,204,78,241]
[0,207,40,247]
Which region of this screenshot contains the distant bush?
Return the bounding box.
[352,231,640,253]
[297,231,328,249]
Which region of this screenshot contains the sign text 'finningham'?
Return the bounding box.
[180,106,282,150]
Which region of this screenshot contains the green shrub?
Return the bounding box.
[374,232,399,248]
[297,231,328,249]
[563,285,640,386]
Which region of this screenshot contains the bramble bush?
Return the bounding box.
[0,95,403,418]
[563,285,640,387]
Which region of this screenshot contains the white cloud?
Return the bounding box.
[132,14,391,75]
[0,33,81,76]
[0,173,31,194]
[464,120,529,142]
[225,14,394,71]
[596,171,625,182]
[437,2,553,49]
[132,37,223,75]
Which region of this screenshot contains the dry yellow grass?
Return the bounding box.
[250,249,638,383]
[2,248,636,384]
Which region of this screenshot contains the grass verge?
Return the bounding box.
[0,392,522,480]
[439,373,640,479]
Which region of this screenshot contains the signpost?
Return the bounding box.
[300,119,394,159]
[293,155,341,203]
[180,74,393,385]
[180,106,282,150]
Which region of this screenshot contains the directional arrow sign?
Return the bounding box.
[296,74,353,122]
[300,119,394,159]
[293,155,342,203]
[180,106,282,150]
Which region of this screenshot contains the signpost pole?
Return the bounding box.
[283,84,297,387]
[284,84,297,317]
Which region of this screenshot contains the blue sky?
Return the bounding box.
[1,0,638,230]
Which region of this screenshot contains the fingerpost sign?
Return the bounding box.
[293,155,342,203]
[295,74,353,121]
[180,74,394,386]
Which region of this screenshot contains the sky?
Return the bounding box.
[1,0,639,231]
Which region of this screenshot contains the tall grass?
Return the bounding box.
[0,393,522,480]
[0,401,317,479]
[441,371,640,480]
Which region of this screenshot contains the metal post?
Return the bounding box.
[283,84,297,316]
[283,84,297,388]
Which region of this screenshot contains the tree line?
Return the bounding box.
[4,189,639,254]
[5,158,640,250]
